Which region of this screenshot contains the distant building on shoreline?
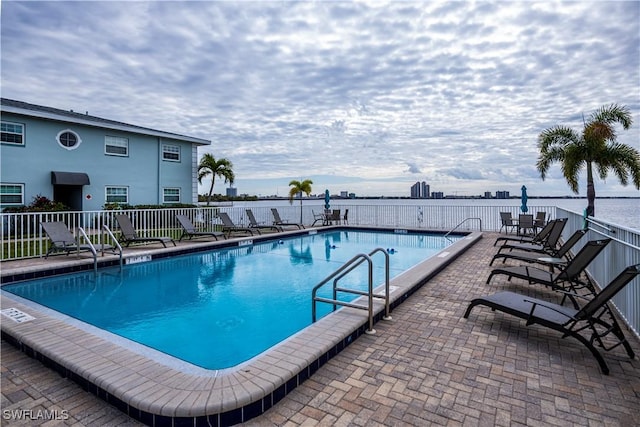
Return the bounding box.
[410,181,430,199]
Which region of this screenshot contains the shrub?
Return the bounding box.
[103,203,197,210]
[2,195,69,213]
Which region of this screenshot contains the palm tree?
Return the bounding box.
[197,154,235,206]
[537,104,640,217]
[288,179,313,223]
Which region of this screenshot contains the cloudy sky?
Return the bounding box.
[2,1,639,198]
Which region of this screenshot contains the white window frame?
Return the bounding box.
[56,129,82,150]
[0,183,24,205]
[163,187,181,203]
[105,186,129,204]
[162,144,181,162]
[1,121,25,146]
[105,136,129,156]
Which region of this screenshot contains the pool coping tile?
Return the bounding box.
[0,228,481,423]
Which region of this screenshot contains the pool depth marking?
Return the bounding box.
[125,255,152,264]
[1,307,35,323]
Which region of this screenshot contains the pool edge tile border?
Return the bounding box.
[1,229,482,425]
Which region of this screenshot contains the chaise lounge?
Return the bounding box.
[490,228,586,266]
[490,228,587,267]
[41,221,116,257]
[486,238,611,294]
[495,218,566,255]
[115,214,176,248]
[217,212,256,238]
[246,209,282,232]
[464,264,640,375]
[176,214,224,241]
[494,218,561,247]
[271,208,304,229]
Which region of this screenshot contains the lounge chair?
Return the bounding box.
[486,238,611,294]
[499,212,518,234]
[494,218,564,247]
[217,212,256,237]
[464,264,640,375]
[494,218,567,256]
[41,221,116,257]
[271,208,304,229]
[115,214,175,247]
[246,209,282,232]
[176,214,224,241]
[490,229,587,267]
[343,209,349,225]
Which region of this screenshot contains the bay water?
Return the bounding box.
[231,197,639,231]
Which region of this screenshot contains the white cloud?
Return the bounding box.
[2,1,639,198]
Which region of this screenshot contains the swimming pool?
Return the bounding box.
[3,229,461,370]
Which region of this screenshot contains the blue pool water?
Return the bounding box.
[4,230,460,369]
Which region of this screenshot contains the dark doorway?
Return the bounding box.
[54,185,83,211]
[50,171,90,211]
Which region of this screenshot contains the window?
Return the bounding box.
[105,136,129,156]
[1,121,25,145]
[105,186,128,204]
[0,184,24,205]
[162,144,180,161]
[57,129,81,150]
[163,188,180,203]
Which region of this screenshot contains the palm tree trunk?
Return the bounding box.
[207,178,215,206]
[586,163,595,217]
[299,198,303,224]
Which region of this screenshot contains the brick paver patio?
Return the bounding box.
[2,233,639,426]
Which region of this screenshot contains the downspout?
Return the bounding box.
[157,137,162,204]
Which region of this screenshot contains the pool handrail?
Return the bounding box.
[103,224,123,270]
[311,247,391,333]
[77,225,123,274]
[76,227,99,274]
[444,217,482,238]
[333,247,391,320]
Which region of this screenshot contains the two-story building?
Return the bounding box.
[0,98,211,211]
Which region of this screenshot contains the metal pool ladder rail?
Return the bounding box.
[312,247,392,334]
[77,225,123,274]
[444,217,482,238]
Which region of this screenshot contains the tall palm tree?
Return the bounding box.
[288,179,313,223]
[197,154,235,206]
[537,104,640,216]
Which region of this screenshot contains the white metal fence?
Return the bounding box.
[1,204,558,260]
[2,203,638,338]
[558,208,640,339]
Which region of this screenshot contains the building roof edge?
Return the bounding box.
[1,98,211,146]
